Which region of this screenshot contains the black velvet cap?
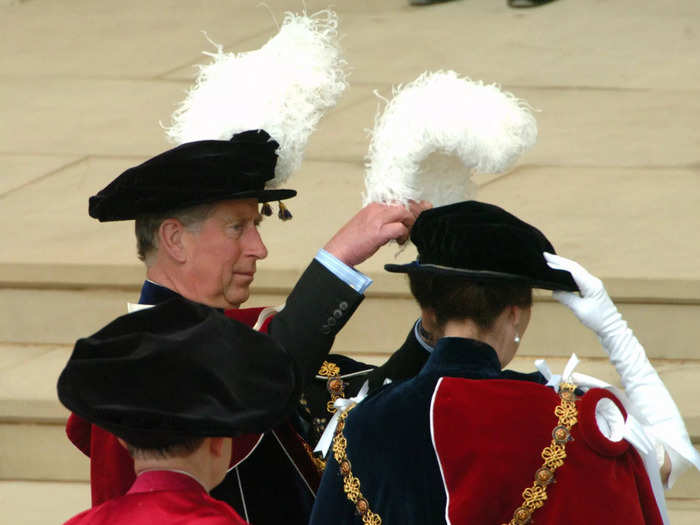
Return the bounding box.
[385,201,578,292]
[89,129,296,222]
[57,297,300,448]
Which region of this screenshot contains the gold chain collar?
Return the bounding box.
[332,403,382,525]
[503,381,579,525]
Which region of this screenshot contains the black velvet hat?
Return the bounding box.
[57,297,300,448]
[89,129,296,222]
[385,201,578,292]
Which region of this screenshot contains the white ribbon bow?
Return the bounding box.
[314,380,370,457]
[535,353,580,392]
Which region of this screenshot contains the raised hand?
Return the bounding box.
[324,201,431,267]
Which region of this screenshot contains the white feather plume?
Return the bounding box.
[166,10,347,187]
[363,70,537,207]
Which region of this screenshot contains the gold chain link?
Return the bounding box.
[332,404,382,525]
[502,382,579,525]
[319,360,346,415]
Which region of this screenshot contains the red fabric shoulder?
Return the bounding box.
[63,490,249,525]
[578,387,630,457]
[431,378,663,524]
[223,307,276,333]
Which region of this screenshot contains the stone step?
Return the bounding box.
[0,480,90,525]
[2,262,700,357]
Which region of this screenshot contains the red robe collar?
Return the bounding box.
[128,470,206,494]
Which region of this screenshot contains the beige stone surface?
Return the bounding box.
[0,481,90,525]
[0,78,182,156]
[0,344,53,371]
[0,155,82,195]
[0,422,88,481]
[668,466,700,500]
[0,157,140,265]
[0,288,136,344]
[339,0,700,89]
[0,345,72,421]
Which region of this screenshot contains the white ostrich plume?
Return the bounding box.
[166,10,347,187]
[363,70,537,207]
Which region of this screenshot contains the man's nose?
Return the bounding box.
[245,227,268,259]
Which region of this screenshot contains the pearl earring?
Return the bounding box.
[514,332,521,344]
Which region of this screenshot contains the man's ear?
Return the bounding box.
[209,437,226,457]
[159,218,188,263]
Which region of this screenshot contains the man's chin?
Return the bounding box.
[224,288,251,309]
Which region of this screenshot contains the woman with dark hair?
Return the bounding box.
[309,200,686,525]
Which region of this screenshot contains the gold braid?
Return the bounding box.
[332,403,382,525]
[502,382,579,525]
[319,360,346,414]
[303,361,347,474]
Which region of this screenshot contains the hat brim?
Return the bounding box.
[91,188,297,222]
[230,188,297,203]
[384,262,579,292]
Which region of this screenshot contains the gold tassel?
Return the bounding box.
[278,201,293,221]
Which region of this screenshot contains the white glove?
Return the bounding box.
[544,252,700,487]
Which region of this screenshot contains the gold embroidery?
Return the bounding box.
[503,382,579,525]
[318,361,341,377]
[301,439,327,474]
[318,361,346,415]
[332,404,382,525]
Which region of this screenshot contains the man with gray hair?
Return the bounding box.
[66,130,428,524]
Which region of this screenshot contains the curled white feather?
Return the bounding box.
[363,70,537,207]
[166,10,347,186]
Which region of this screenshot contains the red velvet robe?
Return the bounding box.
[65,307,276,506]
[63,470,247,524]
[432,378,664,524]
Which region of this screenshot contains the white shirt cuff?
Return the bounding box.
[315,249,373,294]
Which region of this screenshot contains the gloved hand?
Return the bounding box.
[544,253,620,334]
[544,252,700,487]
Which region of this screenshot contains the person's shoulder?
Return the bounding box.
[349,370,436,423]
[199,494,249,524]
[63,509,91,525]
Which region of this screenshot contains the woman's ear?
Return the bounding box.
[509,304,532,338]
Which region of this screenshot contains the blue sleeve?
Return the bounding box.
[314,248,373,294]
